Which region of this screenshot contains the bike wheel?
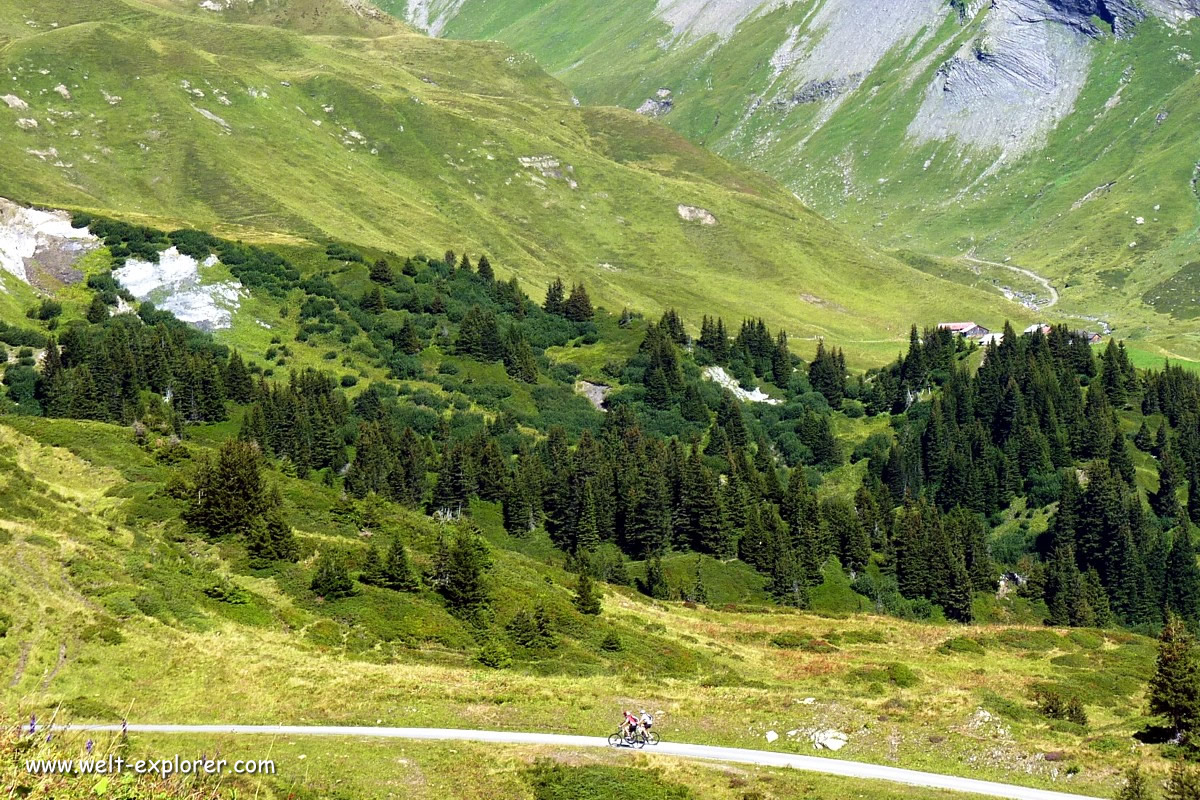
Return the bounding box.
[646,731,660,746]
[608,733,623,748]
[632,733,646,749]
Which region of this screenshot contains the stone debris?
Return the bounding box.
[2,94,29,110]
[810,729,849,751]
[53,84,71,100]
[575,380,610,411]
[15,118,37,129]
[764,730,779,743]
[114,247,243,331]
[0,198,99,288]
[702,366,781,405]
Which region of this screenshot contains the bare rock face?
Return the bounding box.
[907,0,1099,154]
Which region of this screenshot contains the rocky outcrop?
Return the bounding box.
[907,0,1097,154]
[636,88,675,117]
[772,74,862,110]
[678,204,718,225]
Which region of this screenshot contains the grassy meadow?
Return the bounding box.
[0,412,1162,799]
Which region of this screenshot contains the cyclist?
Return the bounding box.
[620,710,639,740]
[639,710,654,733]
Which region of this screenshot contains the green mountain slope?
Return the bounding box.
[398,0,1200,363]
[0,0,1040,366]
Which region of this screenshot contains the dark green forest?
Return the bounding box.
[4,215,1200,637]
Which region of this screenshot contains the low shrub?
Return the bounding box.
[939,636,986,656]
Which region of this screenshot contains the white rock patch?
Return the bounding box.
[0,198,99,287]
[810,729,849,751]
[2,94,29,110]
[53,84,71,100]
[703,366,781,405]
[16,118,37,129]
[114,247,243,330]
[677,204,718,225]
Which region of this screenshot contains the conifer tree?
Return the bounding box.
[1135,420,1154,452]
[1189,461,1200,528]
[476,254,494,282]
[86,294,110,324]
[564,283,594,322]
[458,252,473,273]
[680,383,709,423]
[1149,614,1200,740]
[771,330,791,387]
[397,316,423,355]
[502,326,538,383]
[311,550,355,599]
[223,352,254,405]
[186,439,266,538]
[1156,443,1187,524]
[359,545,385,586]
[574,570,602,615]
[544,278,566,316]
[369,258,393,284]
[377,537,419,591]
[809,339,846,406]
[689,557,710,605]
[361,285,385,314]
[640,556,670,600]
[430,530,492,615]
[1110,430,1137,485]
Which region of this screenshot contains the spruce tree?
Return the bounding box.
[359,545,385,586]
[1149,614,1200,739]
[379,537,419,591]
[186,439,266,538]
[1135,420,1154,452]
[311,550,355,599]
[430,530,492,615]
[502,326,538,383]
[476,254,495,282]
[86,294,109,324]
[574,570,602,615]
[564,283,594,322]
[225,351,254,404]
[369,258,393,284]
[1156,443,1187,524]
[641,556,670,600]
[1110,431,1137,485]
[544,278,566,316]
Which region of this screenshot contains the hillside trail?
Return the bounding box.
[60,723,1103,800]
[963,251,1059,309]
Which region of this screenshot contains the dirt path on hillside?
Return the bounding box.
[963,252,1059,309]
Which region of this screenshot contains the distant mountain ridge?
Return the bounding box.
[395,0,1200,363]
